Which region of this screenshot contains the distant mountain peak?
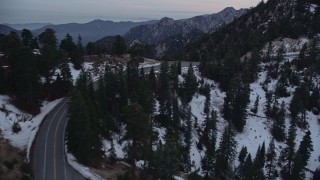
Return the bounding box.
[221,7,236,12]
[159,17,175,24]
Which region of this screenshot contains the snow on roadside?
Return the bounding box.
[139,63,161,69]
[174,175,185,180]
[66,153,104,180]
[0,95,63,161]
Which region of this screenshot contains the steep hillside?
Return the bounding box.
[187,0,320,61]
[124,7,247,45]
[187,0,320,90]
[152,29,205,59]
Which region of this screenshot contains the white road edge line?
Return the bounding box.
[43,98,67,179]
[62,104,68,180]
[53,109,67,180]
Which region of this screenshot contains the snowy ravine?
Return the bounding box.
[184,64,319,178]
[0,95,63,161]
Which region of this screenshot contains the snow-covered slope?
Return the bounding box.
[102,46,319,179]
[184,63,319,178]
[0,95,63,160]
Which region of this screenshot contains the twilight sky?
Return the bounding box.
[1,0,263,24]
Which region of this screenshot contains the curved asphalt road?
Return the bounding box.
[33,98,85,180]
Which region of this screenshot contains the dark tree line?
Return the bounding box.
[0,29,82,114]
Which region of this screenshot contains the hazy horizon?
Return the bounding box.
[1,0,263,24]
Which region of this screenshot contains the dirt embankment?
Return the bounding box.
[0,135,24,180]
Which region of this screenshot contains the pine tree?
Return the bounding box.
[67,90,103,165]
[60,33,82,69]
[122,103,151,180]
[201,111,218,177]
[137,67,155,115]
[74,35,84,68]
[11,46,42,114]
[159,61,169,100]
[148,66,156,92]
[252,144,266,180]
[177,61,182,75]
[223,77,250,132]
[111,35,127,55]
[21,29,33,47]
[30,37,39,49]
[39,28,57,49]
[182,63,198,103]
[239,146,248,164]
[307,86,319,112]
[38,28,59,85]
[215,125,237,179]
[169,63,179,90]
[154,139,180,180]
[129,43,145,61]
[271,101,286,142]
[2,32,22,56]
[116,65,128,111]
[236,146,249,179]
[158,61,169,121]
[241,153,254,180]
[243,49,261,83]
[59,62,73,95]
[265,91,273,117]
[275,71,289,97]
[172,98,180,131]
[279,119,297,178]
[219,50,239,91]
[126,60,139,101]
[202,149,215,178]
[265,42,273,62]
[182,105,192,172]
[290,85,309,125]
[297,43,307,70]
[203,84,211,115]
[252,95,260,114]
[290,130,313,180]
[265,139,278,180]
[233,84,250,132]
[108,140,117,164]
[269,45,284,79]
[308,36,319,69]
[86,42,95,56]
[259,142,266,167]
[0,68,6,94]
[313,168,320,180]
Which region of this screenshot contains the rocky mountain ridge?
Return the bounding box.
[124,7,247,45]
